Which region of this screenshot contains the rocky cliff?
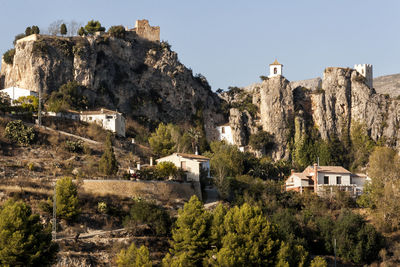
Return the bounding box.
[223,68,400,160]
[0,33,224,137]
[374,73,400,97]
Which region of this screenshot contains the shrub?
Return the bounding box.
[32,40,48,56]
[249,131,274,152]
[27,162,35,171]
[78,27,86,36]
[310,256,327,267]
[108,25,126,38]
[156,161,177,179]
[3,48,15,64]
[123,199,171,236]
[97,202,108,214]
[4,120,36,146]
[64,140,83,153]
[46,81,88,112]
[260,75,268,81]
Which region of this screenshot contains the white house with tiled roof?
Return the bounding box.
[269,59,283,78]
[156,153,210,182]
[285,164,370,197]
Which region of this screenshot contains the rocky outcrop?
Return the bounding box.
[0,33,224,137]
[225,68,400,160]
[374,73,400,97]
[259,76,294,159]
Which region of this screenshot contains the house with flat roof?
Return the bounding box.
[47,108,126,137]
[156,153,210,182]
[285,164,370,197]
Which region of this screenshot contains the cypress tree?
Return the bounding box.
[99,133,118,175]
[60,23,67,36]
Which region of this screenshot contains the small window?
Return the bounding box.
[221,127,225,134]
[181,161,187,171]
[274,67,278,74]
[89,116,92,121]
[106,115,113,119]
[324,176,329,185]
[336,176,341,185]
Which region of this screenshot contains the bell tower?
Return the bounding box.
[269,59,283,78]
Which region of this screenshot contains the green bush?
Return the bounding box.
[249,131,274,152]
[4,120,36,146]
[46,81,88,112]
[156,161,177,178]
[3,48,15,64]
[64,140,84,153]
[123,199,171,236]
[108,25,126,38]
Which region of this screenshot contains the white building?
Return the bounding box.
[216,123,234,145]
[0,87,37,103]
[354,64,373,88]
[285,164,370,197]
[156,153,210,182]
[269,59,283,78]
[47,108,126,137]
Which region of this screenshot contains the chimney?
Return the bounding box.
[101,108,104,113]
[150,157,153,166]
[195,146,199,155]
[313,163,318,193]
[137,162,141,171]
[290,169,295,175]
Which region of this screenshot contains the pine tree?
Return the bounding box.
[116,243,152,267]
[163,195,211,266]
[25,26,32,36]
[56,176,80,221]
[0,200,58,266]
[78,27,86,36]
[60,23,67,36]
[99,133,118,175]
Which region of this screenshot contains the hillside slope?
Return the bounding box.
[374,73,400,97]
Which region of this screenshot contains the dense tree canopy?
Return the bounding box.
[56,176,80,221]
[0,200,58,266]
[46,81,88,112]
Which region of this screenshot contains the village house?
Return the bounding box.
[285,164,370,197]
[0,87,38,103]
[47,108,126,137]
[156,153,210,182]
[216,123,245,152]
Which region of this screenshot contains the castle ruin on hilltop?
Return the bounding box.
[129,19,160,42]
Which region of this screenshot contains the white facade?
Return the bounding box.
[47,108,126,137]
[269,59,283,78]
[354,64,373,88]
[156,153,210,182]
[216,124,234,145]
[285,165,369,196]
[80,109,125,137]
[0,87,38,102]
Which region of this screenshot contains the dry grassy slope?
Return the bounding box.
[0,117,185,266]
[374,73,400,97]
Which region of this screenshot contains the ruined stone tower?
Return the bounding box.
[133,19,160,42]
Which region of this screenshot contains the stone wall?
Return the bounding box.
[134,19,160,42]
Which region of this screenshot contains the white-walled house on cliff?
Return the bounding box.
[285,164,370,197]
[47,108,126,137]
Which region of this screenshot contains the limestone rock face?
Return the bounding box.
[259,76,294,159]
[0,33,224,137]
[228,108,258,147]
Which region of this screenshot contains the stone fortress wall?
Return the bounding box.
[131,19,160,42]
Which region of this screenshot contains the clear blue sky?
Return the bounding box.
[1,0,399,90]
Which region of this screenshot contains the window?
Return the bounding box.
[106,115,113,119]
[89,116,92,121]
[274,67,278,74]
[324,176,329,184]
[336,176,341,184]
[221,127,225,134]
[181,161,187,171]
